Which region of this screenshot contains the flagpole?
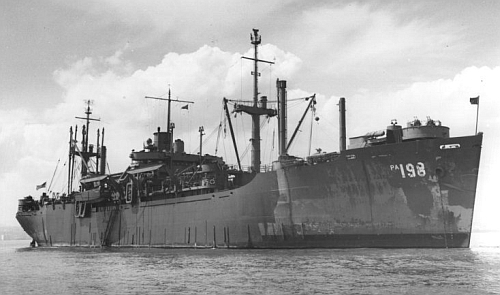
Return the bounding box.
[475,98,479,135]
[470,96,480,135]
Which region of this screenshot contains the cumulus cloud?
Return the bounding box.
[276,2,468,97]
[52,0,295,54]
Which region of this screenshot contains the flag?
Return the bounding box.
[470,96,479,105]
[181,104,189,110]
[36,182,46,190]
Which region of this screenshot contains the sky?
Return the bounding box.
[1,0,499,231]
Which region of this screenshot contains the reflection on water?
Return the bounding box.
[1,236,499,295]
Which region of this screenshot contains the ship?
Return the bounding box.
[16,29,483,248]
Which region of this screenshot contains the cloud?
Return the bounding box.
[44,1,473,99]
[314,66,499,141]
[0,107,71,225]
[51,0,295,53]
[274,3,467,97]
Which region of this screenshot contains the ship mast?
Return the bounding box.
[251,29,261,173]
[236,29,276,173]
[146,89,194,152]
[75,100,101,177]
[276,79,287,157]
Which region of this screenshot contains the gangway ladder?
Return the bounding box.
[101,204,120,247]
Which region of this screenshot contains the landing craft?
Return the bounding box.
[17,29,482,248]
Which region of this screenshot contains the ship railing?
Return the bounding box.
[226,164,274,173]
[260,164,273,173]
[306,152,340,164]
[232,100,259,107]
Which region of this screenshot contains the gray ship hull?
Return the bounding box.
[266,134,482,248]
[17,172,279,248]
[17,134,482,248]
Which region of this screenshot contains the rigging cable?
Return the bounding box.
[215,104,225,156]
[47,159,60,192]
[50,161,67,194]
[240,59,243,101]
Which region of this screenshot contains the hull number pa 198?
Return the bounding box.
[390,162,426,178]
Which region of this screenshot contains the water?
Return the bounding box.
[1,235,500,295]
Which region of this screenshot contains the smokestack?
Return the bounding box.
[339,97,346,152]
[100,146,107,175]
[277,79,287,156]
[100,128,106,175]
[259,96,268,109]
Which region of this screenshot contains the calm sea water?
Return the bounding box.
[1,233,500,295]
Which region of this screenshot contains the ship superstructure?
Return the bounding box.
[16,29,482,248]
